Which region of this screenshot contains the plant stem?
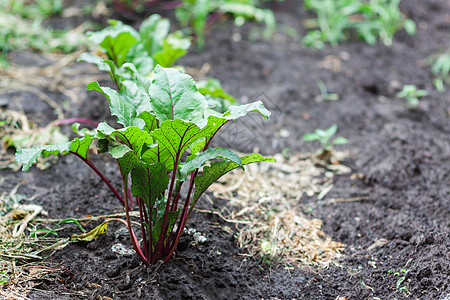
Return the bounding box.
[70,151,125,207]
[164,169,198,263]
[153,159,178,262]
[137,197,149,258]
[118,161,149,265]
[170,181,183,211]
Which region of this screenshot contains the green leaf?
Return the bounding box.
[138,111,159,133]
[71,135,95,160]
[193,153,275,203]
[197,78,236,103]
[16,143,70,171]
[141,143,174,172]
[78,53,110,72]
[151,118,219,167]
[149,66,208,126]
[109,144,132,159]
[97,124,141,175]
[139,14,170,57]
[303,132,318,141]
[332,137,349,145]
[179,148,242,181]
[87,81,144,128]
[403,19,416,36]
[16,135,94,171]
[131,162,169,208]
[151,210,180,247]
[153,32,191,67]
[153,44,187,68]
[97,123,152,157]
[119,79,152,115]
[117,151,140,177]
[87,20,139,66]
[102,59,126,90]
[123,63,152,103]
[126,43,155,76]
[189,138,207,155]
[223,100,271,121]
[324,124,338,138]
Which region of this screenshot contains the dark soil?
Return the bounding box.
[1,0,449,299]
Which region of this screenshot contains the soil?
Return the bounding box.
[1,0,449,299]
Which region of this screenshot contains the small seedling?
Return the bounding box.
[303,124,348,162]
[396,84,428,108]
[303,124,348,151]
[388,268,410,294]
[429,52,450,92]
[16,64,274,265]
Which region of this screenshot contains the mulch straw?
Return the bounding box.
[0,183,70,299]
[208,151,351,267]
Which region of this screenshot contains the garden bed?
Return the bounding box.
[1,0,449,299]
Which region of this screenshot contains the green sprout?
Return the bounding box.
[396,84,428,108]
[303,124,348,154]
[388,268,410,294]
[430,52,450,92]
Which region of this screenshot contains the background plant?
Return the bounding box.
[16,64,274,265]
[302,0,415,49]
[303,124,348,153]
[388,268,410,294]
[80,14,191,78]
[396,84,428,108]
[175,0,276,49]
[80,14,237,112]
[0,0,88,67]
[429,51,450,92]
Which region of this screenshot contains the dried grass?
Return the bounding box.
[0,185,70,299]
[208,151,351,267]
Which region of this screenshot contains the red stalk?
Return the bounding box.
[163,169,198,262]
[152,158,178,262]
[137,197,149,258]
[118,161,149,265]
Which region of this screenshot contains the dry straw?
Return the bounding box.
[209,152,350,267]
[0,183,70,299]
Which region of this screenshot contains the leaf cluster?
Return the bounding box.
[80,14,237,112]
[303,0,416,49]
[15,64,274,264]
[80,14,191,77]
[396,84,428,108]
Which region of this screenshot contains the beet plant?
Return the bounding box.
[15,64,274,264]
